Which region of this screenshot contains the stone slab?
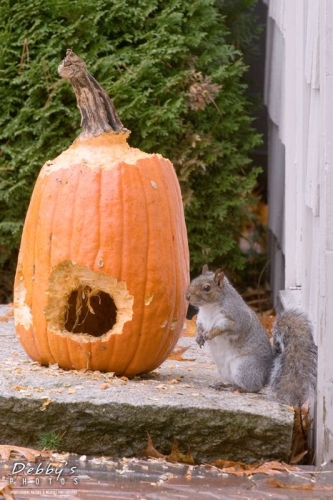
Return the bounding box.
[0,304,294,463]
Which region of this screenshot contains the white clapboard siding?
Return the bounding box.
[265,0,333,463]
[318,0,333,464]
[305,90,320,216]
[305,0,320,89]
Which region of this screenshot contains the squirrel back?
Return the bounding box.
[267,309,317,407]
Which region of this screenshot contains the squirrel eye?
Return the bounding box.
[203,284,211,292]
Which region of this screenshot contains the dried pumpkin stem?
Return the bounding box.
[58,49,128,139]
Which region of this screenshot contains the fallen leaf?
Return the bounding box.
[290,405,314,464]
[0,480,14,500]
[289,450,308,464]
[120,376,129,382]
[167,439,194,465]
[211,459,254,470]
[260,460,299,472]
[211,459,300,477]
[0,445,50,462]
[246,464,283,476]
[268,479,314,490]
[219,466,248,477]
[142,433,165,459]
[168,346,195,362]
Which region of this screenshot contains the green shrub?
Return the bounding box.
[0,0,261,299]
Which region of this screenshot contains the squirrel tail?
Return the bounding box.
[267,309,317,407]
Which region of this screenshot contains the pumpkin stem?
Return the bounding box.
[58,49,129,139]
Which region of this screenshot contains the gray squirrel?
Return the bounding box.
[185,265,317,407]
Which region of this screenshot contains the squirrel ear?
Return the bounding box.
[202,264,209,274]
[214,269,224,287]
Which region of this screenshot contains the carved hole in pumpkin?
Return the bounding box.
[64,286,117,337]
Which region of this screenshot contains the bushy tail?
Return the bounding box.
[268,309,317,407]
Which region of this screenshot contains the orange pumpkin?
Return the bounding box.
[13,50,189,375]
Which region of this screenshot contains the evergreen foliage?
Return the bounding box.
[0,0,261,297]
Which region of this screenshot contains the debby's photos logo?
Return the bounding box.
[8,461,79,488]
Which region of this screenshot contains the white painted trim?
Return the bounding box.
[278,289,302,311]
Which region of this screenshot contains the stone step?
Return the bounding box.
[0,304,294,463]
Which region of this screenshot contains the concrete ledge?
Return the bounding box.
[0,304,294,463]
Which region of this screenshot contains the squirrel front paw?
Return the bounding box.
[195,327,206,348]
[196,332,206,348]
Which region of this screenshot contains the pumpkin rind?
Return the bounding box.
[14,53,189,375]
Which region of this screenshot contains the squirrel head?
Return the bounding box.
[185,264,226,306]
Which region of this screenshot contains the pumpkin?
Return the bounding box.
[13,50,189,375]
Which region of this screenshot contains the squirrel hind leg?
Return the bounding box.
[231,357,269,393]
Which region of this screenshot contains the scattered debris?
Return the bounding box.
[0,445,50,462]
[168,345,195,361]
[0,481,15,500]
[290,404,314,465]
[210,458,300,477]
[268,478,333,491]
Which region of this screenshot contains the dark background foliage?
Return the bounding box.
[0,0,263,302]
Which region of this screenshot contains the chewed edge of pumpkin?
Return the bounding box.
[45,260,134,342]
[13,279,33,332]
[39,132,154,178]
[15,260,134,343]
